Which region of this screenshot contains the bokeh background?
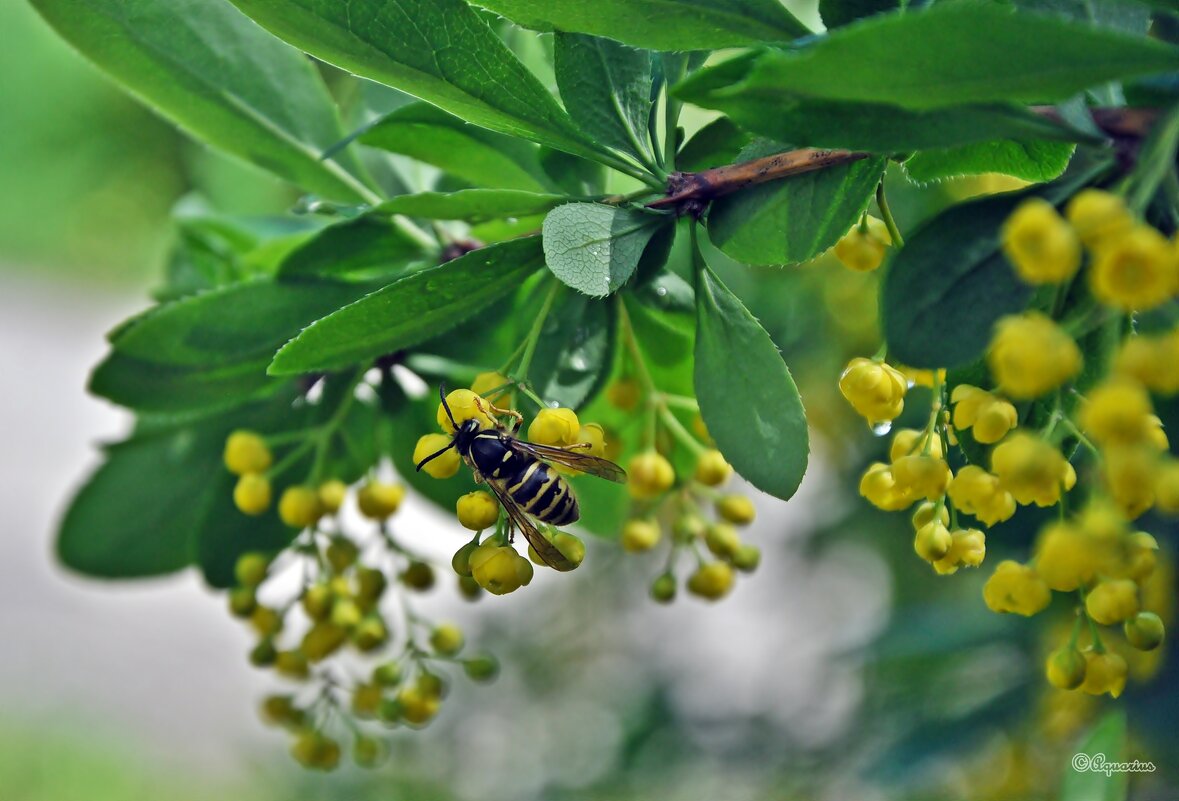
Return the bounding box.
[3,1,1177,799]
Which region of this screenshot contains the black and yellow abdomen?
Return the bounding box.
[463,431,579,526]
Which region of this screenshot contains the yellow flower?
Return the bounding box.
[931,528,986,574]
[437,388,495,433]
[991,432,1076,507]
[1078,378,1155,447]
[1089,225,1178,310]
[469,543,533,595]
[859,462,918,511]
[470,371,510,397]
[1155,460,1179,514]
[1065,189,1134,250]
[413,433,461,479]
[528,407,580,446]
[947,465,1017,526]
[1114,330,1179,394]
[983,560,1052,616]
[892,453,952,501]
[1034,521,1112,591]
[987,312,1082,399]
[1085,579,1139,625]
[1046,646,1087,690]
[838,357,908,424]
[1079,650,1127,698]
[833,215,891,272]
[1001,197,1081,283]
[575,423,608,458]
[950,385,1018,444]
[1102,445,1157,518]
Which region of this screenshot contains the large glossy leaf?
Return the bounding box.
[360,103,554,192]
[904,140,1076,184]
[708,149,887,265]
[882,164,1108,368]
[528,289,616,409]
[687,4,1179,110]
[30,0,372,202]
[694,243,808,500]
[277,215,431,281]
[1061,713,1128,801]
[470,0,810,50]
[226,0,602,161]
[270,237,547,374]
[554,34,654,163]
[542,204,664,296]
[374,190,566,222]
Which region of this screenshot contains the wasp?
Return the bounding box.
[415,386,626,571]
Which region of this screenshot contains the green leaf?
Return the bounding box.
[226,0,602,161]
[693,242,808,500]
[1125,102,1179,212]
[1061,712,1128,801]
[374,189,567,222]
[708,149,887,265]
[277,215,431,281]
[701,4,1179,110]
[882,164,1109,368]
[29,0,372,202]
[904,140,1076,184]
[528,289,616,409]
[676,118,754,172]
[820,0,898,29]
[92,278,385,411]
[542,203,664,296]
[270,237,547,374]
[360,103,554,192]
[554,34,654,163]
[470,0,811,50]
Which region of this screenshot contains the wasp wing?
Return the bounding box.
[484,480,578,572]
[510,441,627,483]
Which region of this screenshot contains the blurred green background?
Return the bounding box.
[3,1,1177,800]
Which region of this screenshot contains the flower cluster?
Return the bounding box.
[839,188,1176,697]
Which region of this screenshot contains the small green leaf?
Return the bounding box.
[820,0,898,29]
[554,34,654,163]
[374,190,567,222]
[360,103,553,191]
[904,140,1076,184]
[226,0,603,162]
[694,243,808,500]
[470,0,810,50]
[1061,712,1128,801]
[277,216,431,281]
[882,163,1110,368]
[708,148,887,265]
[528,289,616,409]
[542,203,664,296]
[30,0,372,202]
[701,4,1179,110]
[270,237,547,374]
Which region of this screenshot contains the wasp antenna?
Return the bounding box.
[438,382,459,430]
[416,441,456,472]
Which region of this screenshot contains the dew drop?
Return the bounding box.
[871,421,893,436]
[654,285,668,297]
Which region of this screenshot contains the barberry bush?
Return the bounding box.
[35,0,1179,776]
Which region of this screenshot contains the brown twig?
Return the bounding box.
[647,106,1161,216]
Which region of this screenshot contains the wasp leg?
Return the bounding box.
[473,396,524,430]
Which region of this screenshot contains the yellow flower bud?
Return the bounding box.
[1115,331,1179,394]
[469,543,533,595]
[983,560,1051,616]
[621,518,661,552]
[627,451,675,499]
[325,537,358,572]
[932,528,986,575]
[1001,198,1081,284]
[991,432,1075,507]
[833,215,891,272]
[552,532,586,568]
[317,479,348,514]
[278,485,322,529]
[889,428,944,461]
[1079,650,1127,698]
[413,433,461,479]
[470,371,510,397]
[528,407,580,446]
[235,552,269,587]
[686,562,735,601]
[224,430,272,475]
[1046,646,1087,690]
[437,388,495,433]
[1124,611,1165,651]
[1102,445,1157,518]
[606,378,642,411]
[575,422,608,458]
[357,481,405,519]
[429,623,464,655]
[911,500,949,530]
[1034,522,1110,592]
[1079,378,1155,447]
[694,449,732,486]
[1065,189,1134,250]
[987,312,1082,399]
[914,521,952,562]
[233,473,271,516]
[456,490,499,531]
[892,454,952,502]
[1089,225,1178,311]
[1123,531,1158,582]
[397,685,441,726]
[1085,579,1139,625]
[839,357,908,424]
[705,523,741,558]
[947,465,1017,526]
